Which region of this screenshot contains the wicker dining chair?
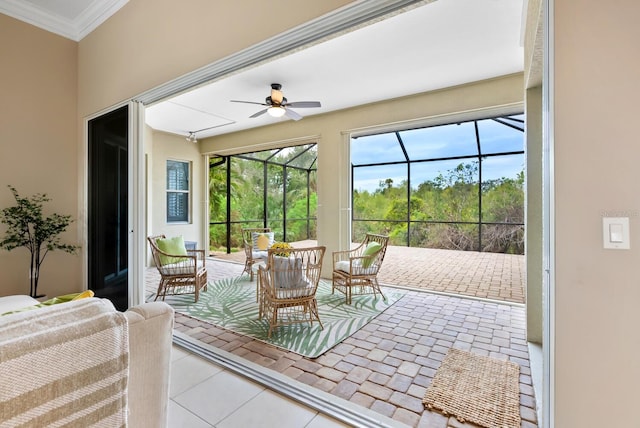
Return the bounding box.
[148,235,208,302]
[241,227,273,281]
[258,246,326,338]
[332,233,389,304]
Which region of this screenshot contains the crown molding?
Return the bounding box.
[0,0,128,41]
[76,0,129,40]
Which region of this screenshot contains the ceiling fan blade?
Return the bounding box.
[284,108,302,121]
[284,101,321,108]
[250,108,268,118]
[231,100,269,106]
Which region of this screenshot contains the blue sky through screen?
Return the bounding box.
[351,115,524,192]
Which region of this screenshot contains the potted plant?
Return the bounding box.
[0,186,78,298]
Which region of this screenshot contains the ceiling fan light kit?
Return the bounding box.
[267,106,286,118]
[231,83,321,121]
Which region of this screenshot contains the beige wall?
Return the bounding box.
[554,1,640,426]
[200,74,525,276]
[0,15,81,297]
[146,130,204,257]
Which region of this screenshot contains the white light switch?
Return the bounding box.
[603,217,630,249]
[609,223,623,242]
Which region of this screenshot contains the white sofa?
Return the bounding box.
[0,295,174,427]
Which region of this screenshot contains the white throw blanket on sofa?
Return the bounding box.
[0,298,129,428]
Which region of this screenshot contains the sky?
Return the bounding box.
[351,116,524,193]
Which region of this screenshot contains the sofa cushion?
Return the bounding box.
[1,291,95,316]
[0,295,39,314]
[0,298,129,427]
[123,302,174,428]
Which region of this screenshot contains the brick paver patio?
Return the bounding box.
[146,247,536,428]
[213,242,526,304]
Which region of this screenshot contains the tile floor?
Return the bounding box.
[168,344,350,428]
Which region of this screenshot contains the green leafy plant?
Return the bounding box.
[0,186,79,297]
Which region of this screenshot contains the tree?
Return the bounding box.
[208,146,319,250]
[352,161,525,253]
[0,186,78,297]
[481,171,525,253]
[379,178,394,192]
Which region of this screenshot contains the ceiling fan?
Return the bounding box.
[231,83,321,121]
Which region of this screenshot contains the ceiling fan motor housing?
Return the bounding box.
[266,95,287,106]
[270,83,285,105]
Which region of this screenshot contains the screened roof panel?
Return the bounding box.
[273,146,297,159]
[242,148,280,161]
[351,133,406,165]
[286,145,317,169]
[477,115,525,155]
[497,114,525,130]
[239,144,317,169]
[400,121,478,160]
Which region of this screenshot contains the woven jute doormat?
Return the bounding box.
[423,348,521,428]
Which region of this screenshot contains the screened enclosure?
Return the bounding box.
[209,144,317,253]
[351,114,525,254]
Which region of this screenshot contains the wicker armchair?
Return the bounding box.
[332,233,389,304]
[258,246,326,338]
[241,227,273,281]
[148,235,207,302]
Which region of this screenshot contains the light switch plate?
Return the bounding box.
[603,217,630,249]
[609,223,624,242]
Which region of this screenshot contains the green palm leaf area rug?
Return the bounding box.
[153,275,404,358]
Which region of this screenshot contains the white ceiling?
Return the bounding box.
[1,0,525,141]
